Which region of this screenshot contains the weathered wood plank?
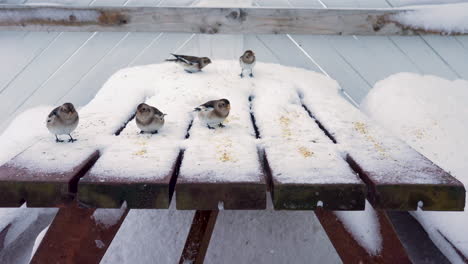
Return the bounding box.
[0,150,99,207]
[299,84,465,210]
[315,208,411,263]
[0,5,461,35]
[0,76,145,207]
[250,76,365,210]
[30,204,128,264]
[179,210,218,264]
[176,63,265,210]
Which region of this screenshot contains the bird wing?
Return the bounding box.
[152,106,165,116]
[48,107,59,118]
[171,54,198,65]
[194,100,216,111]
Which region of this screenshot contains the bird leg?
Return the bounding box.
[249,70,254,78]
[218,123,225,128]
[151,130,158,134]
[55,135,64,143]
[68,134,76,143]
[240,71,244,78]
[207,125,215,129]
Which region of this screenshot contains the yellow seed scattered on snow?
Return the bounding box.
[298,146,314,158]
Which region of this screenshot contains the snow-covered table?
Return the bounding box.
[0,62,464,211]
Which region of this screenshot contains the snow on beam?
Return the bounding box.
[30,204,128,264]
[0,5,467,35]
[297,82,466,211]
[315,208,411,263]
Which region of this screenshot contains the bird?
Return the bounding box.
[46,102,79,143]
[165,54,212,73]
[239,50,256,78]
[194,99,230,129]
[135,103,166,134]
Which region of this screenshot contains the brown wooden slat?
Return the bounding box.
[179,210,218,264]
[0,5,463,35]
[78,151,183,209]
[176,181,266,210]
[262,152,366,210]
[31,203,128,264]
[0,150,99,207]
[299,94,465,211]
[315,209,411,264]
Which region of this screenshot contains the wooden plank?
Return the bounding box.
[0,32,92,130]
[58,32,157,105]
[176,64,265,210]
[18,32,128,111]
[387,212,452,263]
[299,85,465,210]
[0,5,461,35]
[0,150,99,207]
[0,80,145,207]
[291,35,372,103]
[30,203,128,264]
[250,76,365,210]
[78,93,192,209]
[420,35,468,79]
[315,208,411,263]
[179,210,218,264]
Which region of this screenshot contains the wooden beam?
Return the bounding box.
[30,203,128,264]
[315,209,411,263]
[179,210,218,264]
[0,5,461,35]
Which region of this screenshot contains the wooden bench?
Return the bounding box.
[0,62,464,263]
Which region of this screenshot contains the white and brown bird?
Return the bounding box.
[46,102,79,143]
[166,53,212,73]
[194,99,230,129]
[239,50,256,78]
[136,103,166,134]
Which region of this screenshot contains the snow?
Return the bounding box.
[392,3,468,34]
[295,70,455,185]
[30,225,49,260]
[251,73,361,184]
[361,72,468,263]
[102,195,342,264]
[92,202,127,228]
[335,201,383,256]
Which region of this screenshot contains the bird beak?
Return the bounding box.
[227,105,231,110]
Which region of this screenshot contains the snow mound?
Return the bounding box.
[392,3,468,34]
[361,72,468,263]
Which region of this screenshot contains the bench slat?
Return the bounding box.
[0,71,146,207]
[78,93,192,208]
[176,65,265,210]
[250,76,365,210]
[297,76,465,210]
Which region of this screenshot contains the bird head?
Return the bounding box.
[60,103,76,117]
[243,50,255,59]
[218,99,231,111]
[137,103,152,117]
[201,57,212,67]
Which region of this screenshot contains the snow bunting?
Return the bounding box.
[46,102,79,143]
[194,99,230,129]
[136,103,166,134]
[239,50,256,78]
[166,54,212,73]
